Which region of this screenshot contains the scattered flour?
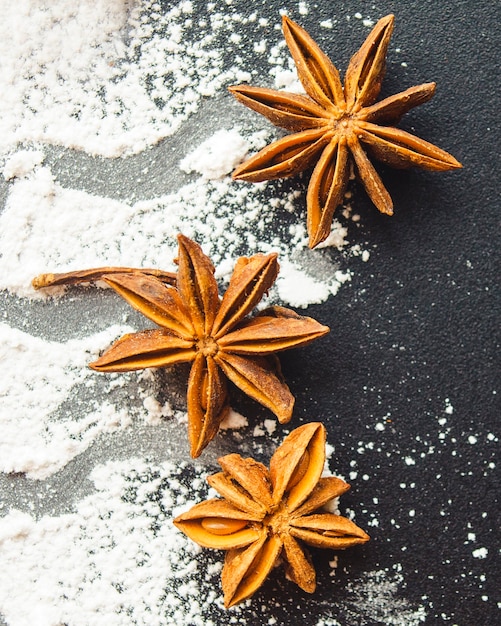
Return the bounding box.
[0,323,136,479]
[179,127,251,179]
[0,0,258,157]
[0,2,406,624]
[0,0,366,306]
[316,570,427,626]
[220,409,248,430]
[0,156,354,305]
[0,457,427,626]
[2,149,44,181]
[0,459,224,626]
[275,257,351,307]
[472,547,488,559]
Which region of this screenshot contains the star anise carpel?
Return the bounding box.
[174,422,369,607]
[31,266,177,289]
[32,235,329,457]
[229,14,462,248]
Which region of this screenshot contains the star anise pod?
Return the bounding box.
[32,235,329,457]
[174,422,369,607]
[229,14,462,248]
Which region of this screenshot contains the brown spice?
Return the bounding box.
[230,15,462,248]
[174,422,369,607]
[32,235,329,457]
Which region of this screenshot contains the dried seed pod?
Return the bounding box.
[174,422,369,608]
[33,235,329,457]
[229,14,461,248]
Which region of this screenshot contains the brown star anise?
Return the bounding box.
[174,422,369,607]
[229,14,462,248]
[32,235,329,457]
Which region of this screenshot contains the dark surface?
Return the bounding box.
[0,1,499,625]
[278,3,501,623]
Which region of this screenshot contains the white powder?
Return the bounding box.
[219,409,248,430]
[275,257,351,307]
[2,150,45,181]
[472,547,488,559]
[315,570,428,626]
[1,166,151,297]
[0,2,395,624]
[263,419,277,435]
[0,459,224,626]
[339,570,427,625]
[0,0,258,157]
[444,398,454,414]
[179,128,251,180]
[0,156,355,306]
[0,323,136,479]
[0,1,133,157]
[0,0,367,305]
[0,457,427,626]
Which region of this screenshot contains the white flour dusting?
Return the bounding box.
[180,127,252,179]
[0,324,135,478]
[314,571,427,626]
[0,155,354,304]
[0,457,426,626]
[0,459,222,626]
[2,150,45,181]
[0,0,259,157]
[342,570,427,625]
[0,0,363,305]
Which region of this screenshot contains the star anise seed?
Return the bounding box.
[229,14,462,248]
[174,422,369,607]
[32,235,329,457]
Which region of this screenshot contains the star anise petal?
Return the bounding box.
[290,513,370,549]
[223,535,283,608]
[219,309,329,353]
[90,329,196,371]
[293,476,351,517]
[282,533,316,593]
[173,499,263,549]
[207,472,269,516]
[362,83,436,124]
[358,122,463,170]
[31,267,176,289]
[217,453,273,509]
[187,353,230,458]
[344,14,394,109]
[212,253,279,338]
[306,137,351,248]
[102,273,194,339]
[176,234,220,337]
[228,85,329,131]
[349,135,394,214]
[232,128,331,182]
[269,422,326,508]
[216,352,295,423]
[282,15,345,110]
